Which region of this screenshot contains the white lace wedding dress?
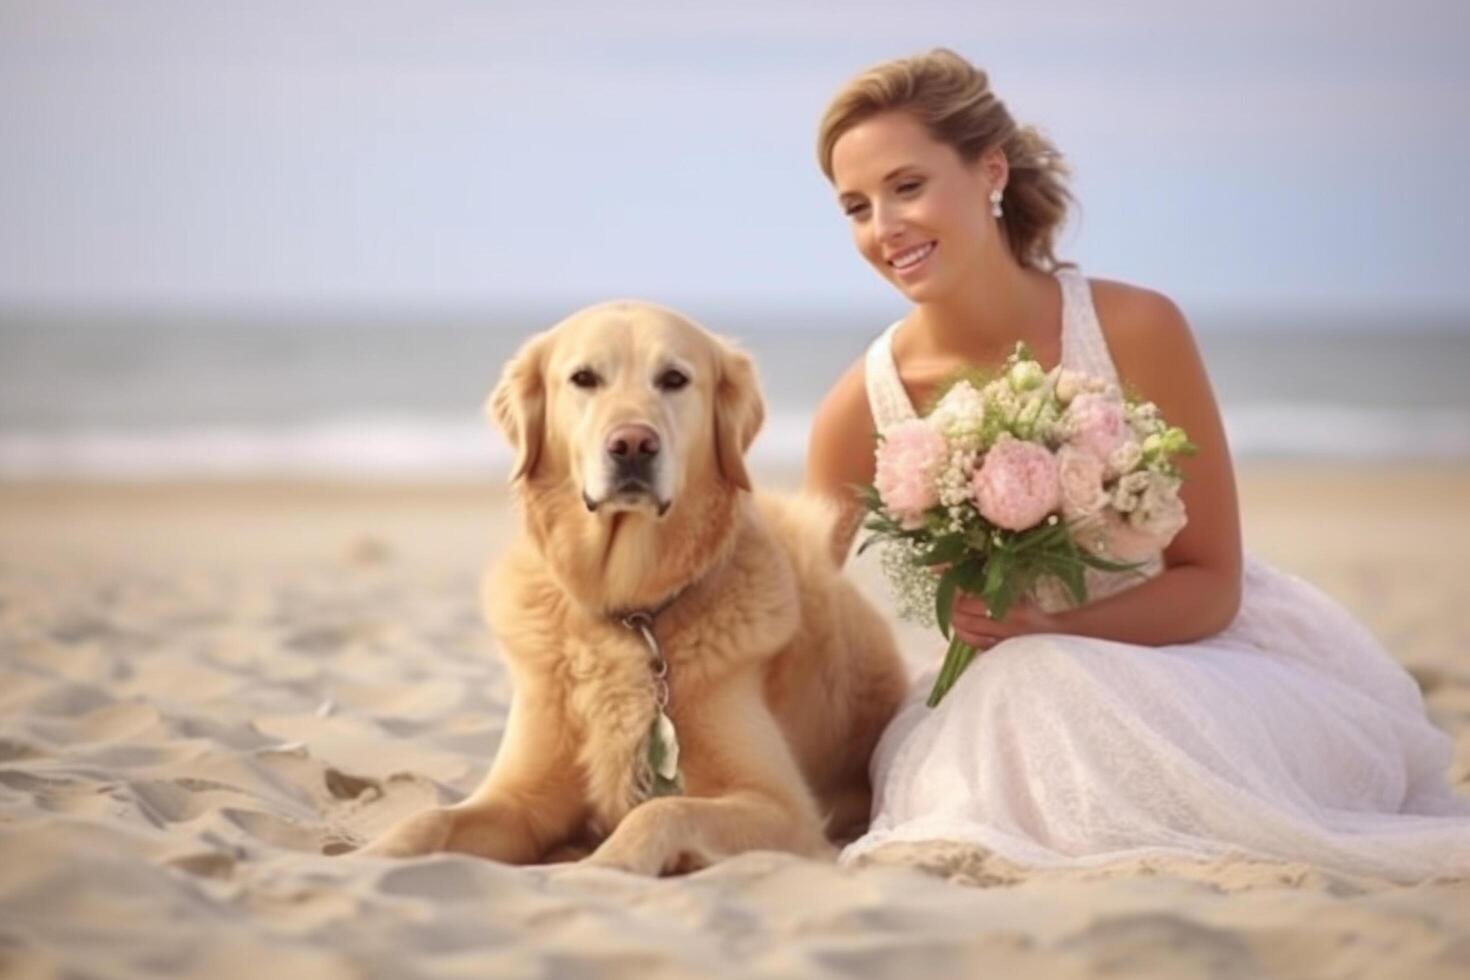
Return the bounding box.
[840,267,1470,882]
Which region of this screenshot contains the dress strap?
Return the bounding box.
[864,321,918,431]
[1056,267,1119,385]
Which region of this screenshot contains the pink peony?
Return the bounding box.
[874,419,947,528]
[1064,391,1130,466]
[1055,444,1109,520]
[971,436,1061,531]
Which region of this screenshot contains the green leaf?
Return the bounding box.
[917,534,969,566]
[965,527,998,554]
[1058,560,1087,604]
[983,550,1009,598]
[926,634,977,708]
[957,560,990,596]
[1012,521,1066,553]
[989,574,1018,620]
[935,563,967,639]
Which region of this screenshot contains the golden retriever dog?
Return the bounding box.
[362,300,906,874]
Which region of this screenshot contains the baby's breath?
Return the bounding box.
[878,538,939,627]
[936,447,977,509]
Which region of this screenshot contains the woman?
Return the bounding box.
[804,48,1470,881]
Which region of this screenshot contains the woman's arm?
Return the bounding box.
[802,359,878,567]
[951,284,1244,647]
[954,563,1242,646]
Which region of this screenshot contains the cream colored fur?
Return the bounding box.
[362,301,907,874]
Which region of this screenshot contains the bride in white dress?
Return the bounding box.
[804,49,1470,883]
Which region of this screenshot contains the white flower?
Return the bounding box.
[928,381,987,453]
[1106,439,1143,478]
[1030,399,1063,443]
[936,447,979,509]
[878,538,939,627]
[1111,470,1151,513]
[1119,471,1151,494]
[1129,471,1188,543]
[1054,369,1085,405]
[983,380,1019,422]
[1126,401,1165,441]
[931,380,982,418]
[1010,389,1053,437]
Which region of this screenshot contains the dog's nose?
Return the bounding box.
[606,424,660,463]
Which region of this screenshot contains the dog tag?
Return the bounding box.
[645,710,683,796]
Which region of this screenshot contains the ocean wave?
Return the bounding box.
[1222,403,1470,459]
[0,405,1466,480]
[0,416,503,480]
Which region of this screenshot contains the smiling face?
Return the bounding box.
[830,110,1006,303]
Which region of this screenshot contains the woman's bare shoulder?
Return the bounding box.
[1088,278,1188,343]
[1085,278,1200,388]
[813,355,871,423]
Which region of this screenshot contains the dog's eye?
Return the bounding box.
[569,368,600,389]
[656,369,689,392]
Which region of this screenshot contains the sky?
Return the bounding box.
[2,0,1468,320]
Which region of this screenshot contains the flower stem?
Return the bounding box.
[926,634,978,708]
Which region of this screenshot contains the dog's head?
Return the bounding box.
[488,300,764,518]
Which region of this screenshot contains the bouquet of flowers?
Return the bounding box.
[859,342,1196,707]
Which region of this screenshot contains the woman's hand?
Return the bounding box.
[950,590,1059,649]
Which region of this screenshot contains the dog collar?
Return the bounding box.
[616,598,686,800]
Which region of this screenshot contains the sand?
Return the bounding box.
[1,463,1468,979]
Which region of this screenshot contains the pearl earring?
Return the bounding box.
[990,188,1004,218]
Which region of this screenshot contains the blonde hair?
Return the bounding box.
[817,48,1073,272]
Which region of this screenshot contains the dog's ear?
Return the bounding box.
[712,340,764,492]
[487,332,549,482]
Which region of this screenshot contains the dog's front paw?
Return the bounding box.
[583,830,715,876]
[581,827,686,877]
[581,841,661,876]
[358,808,455,858]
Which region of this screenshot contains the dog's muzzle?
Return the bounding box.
[583,423,670,515]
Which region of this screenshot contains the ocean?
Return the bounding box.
[2,308,1468,479]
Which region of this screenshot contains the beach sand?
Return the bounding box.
[1,463,1468,979]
